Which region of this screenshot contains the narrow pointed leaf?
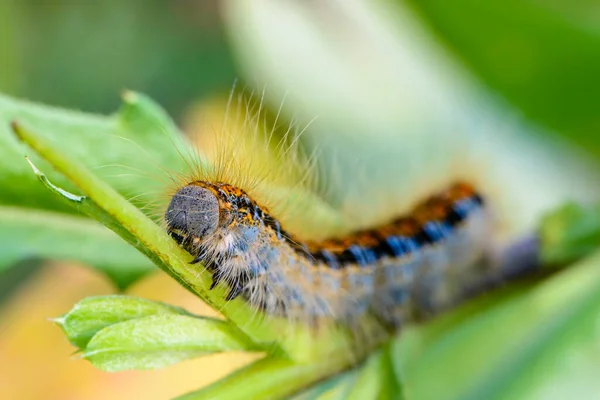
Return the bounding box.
[11,124,232,318]
[344,347,402,400]
[11,122,255,325]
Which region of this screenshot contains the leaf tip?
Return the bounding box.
[24,156,42,177]
[72,349,86,359]
[121,90,138,104]
[9,119,19,130]
[21,157,85,202]
[9,120,24,140]
[49,316,66,326]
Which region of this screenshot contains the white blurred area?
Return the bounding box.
[223,0,600,245]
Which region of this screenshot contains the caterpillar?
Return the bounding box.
[165,179,500,327]
[160,92,542,329]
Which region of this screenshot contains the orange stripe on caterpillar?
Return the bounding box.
[164,180,529,327]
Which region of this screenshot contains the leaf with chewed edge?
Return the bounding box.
[54,295,194,350]
[82,314,260,372]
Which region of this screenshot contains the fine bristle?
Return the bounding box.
[175,86,350,241]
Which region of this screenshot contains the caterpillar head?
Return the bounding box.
[165,185,221,242]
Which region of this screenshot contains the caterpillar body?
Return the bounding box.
[150,86,559,331]
[164,177,531,328]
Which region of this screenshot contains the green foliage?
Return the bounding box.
[177,357,351,400]
[0,206,150,288]
[279,349,401,400]
[0,91,188,213]
[540,202,600,266]
[0,92,196,287]
[83,314,258,372]
[0,1,236,114]
[6,93,388,398]
[392,251,600,400]
[406,0,600,159]
[55,295,259,372]
[55,295,193,350]
[7,96,360,398]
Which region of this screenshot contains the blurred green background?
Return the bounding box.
[2,0,598,153]
[0,0,236,114]
[405,0,600,157]
[1,1,600,399]
[0,0,237,304]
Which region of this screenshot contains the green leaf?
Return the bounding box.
[291,372,354,400]
[192,343,401,400]
[10,122,225,318]
[9,155,156,288]
[83,314,259,372]
[177,357,350,400]
[391,250,600,400]
[539,202,600,266]
[344,351,388,400]
[377,345,404,400]
[222,0,600,242]
[405,0,600,159]
[343,347,403,400]
[11,97,379,399]
[0,92,187,214]
[54,295,193,350]
[290,351,395,400]
[0,92,189,286]
[0,205,152,289]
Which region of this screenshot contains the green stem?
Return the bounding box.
[10,120,373,365]
[177,356,349,400]
[10,120,277,348]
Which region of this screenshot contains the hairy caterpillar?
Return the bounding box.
[157,88,541,330]
[165,180,495,327]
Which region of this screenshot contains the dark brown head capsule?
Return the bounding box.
[165,185,220,241]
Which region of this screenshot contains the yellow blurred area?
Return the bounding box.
[182,94,310,196]
[0,263,259,400]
